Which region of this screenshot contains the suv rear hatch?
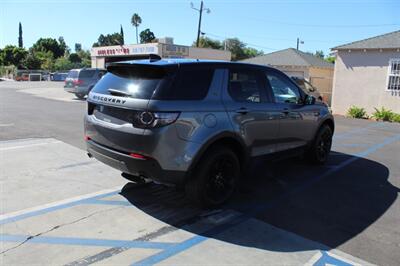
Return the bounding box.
[85,63,175,153]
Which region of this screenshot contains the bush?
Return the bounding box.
[391,113,400,123]
[347,106,367,119]
[372,107,394,121]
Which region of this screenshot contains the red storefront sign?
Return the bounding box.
[97,48,130,56]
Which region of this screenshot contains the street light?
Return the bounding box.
[191,1,211,47]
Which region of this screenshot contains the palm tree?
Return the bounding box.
[131,13,142,44]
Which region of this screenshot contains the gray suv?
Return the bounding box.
[84,59,334,207]
[64,68,106,99]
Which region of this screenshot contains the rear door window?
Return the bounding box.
[228,69,267,103]
[155,66,214,100]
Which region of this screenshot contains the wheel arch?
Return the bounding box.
[188,132,249,174]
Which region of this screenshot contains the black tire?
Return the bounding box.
[185,146,240,208]
[75,93,85,99]
[307,125,333,164]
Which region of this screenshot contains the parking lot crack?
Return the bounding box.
[0,206,123,255]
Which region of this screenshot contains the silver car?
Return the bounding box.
[64,68,106,99]
[84,59,334,207]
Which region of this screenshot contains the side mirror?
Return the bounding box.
[305,95,316,105]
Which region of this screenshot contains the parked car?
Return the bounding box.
[84,59,334,207]
[291,76,324,102]
[64,68,106,99]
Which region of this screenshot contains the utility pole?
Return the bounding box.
[296,37,304,50]
[191,1,210,47]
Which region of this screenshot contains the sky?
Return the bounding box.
[1,0,399,56]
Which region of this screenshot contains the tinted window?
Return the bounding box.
[228,69,265,103]
[91,66,167,99]
[79,70,96,78]
[67,70,78,79]
[156,67,213,100]
[267,72,302,104]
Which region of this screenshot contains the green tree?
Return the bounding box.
[69,53,81,63]
[243,47,263,58]
[120,25,125,45]
[325,56,335,64]
[315,50,325,59]
[140,28,156,44]
[54,57,75,71]
[35,51,55,70]
[77,50,91,67]
[0,45,28,66]
[18,22,23,48]
[194,37,222,49]
[223,38,248,61]
[31,38,65,58]
[75,43,82,52]
[92,33,123,47]
[23,53,41,69]
[131,13,142,44]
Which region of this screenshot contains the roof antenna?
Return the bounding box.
[149,54,162,62]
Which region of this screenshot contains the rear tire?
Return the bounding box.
[75,93,85,99]
[185,146,240,208]
[306,125,333,164]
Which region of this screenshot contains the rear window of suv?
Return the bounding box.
[91,65,169,99]
[79,70,96,78]
[67,70,78,79]
[91,64,214,100]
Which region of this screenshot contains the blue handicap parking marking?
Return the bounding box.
[313,251,354,266]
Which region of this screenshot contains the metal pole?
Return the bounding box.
[297,38,299,50]
[196,1,204,47]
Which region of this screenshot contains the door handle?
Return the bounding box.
[235,107,249,114]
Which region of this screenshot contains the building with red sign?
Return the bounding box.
[90,38,231,68]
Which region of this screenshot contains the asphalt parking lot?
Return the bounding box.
[1,81,399,266]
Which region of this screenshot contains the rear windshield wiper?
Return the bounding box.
[108,88,132,97]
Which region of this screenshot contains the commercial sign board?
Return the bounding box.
[92,44,159,57]
[161,44,189,57]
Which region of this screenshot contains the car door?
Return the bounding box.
[222,67,280,157]
[266,69,318,151]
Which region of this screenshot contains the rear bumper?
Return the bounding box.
[86,139,186,185]
[64,86,89,95]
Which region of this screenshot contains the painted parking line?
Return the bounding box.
[0,138,61,151]
[0,187,121,225]
[0,234,174,250]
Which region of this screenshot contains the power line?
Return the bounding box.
[240,17,399,28]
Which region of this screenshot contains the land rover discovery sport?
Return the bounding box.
[84,59,334,207]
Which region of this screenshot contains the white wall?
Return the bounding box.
[332,49,400,115]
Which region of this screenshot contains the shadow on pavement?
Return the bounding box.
[120,151,398,252]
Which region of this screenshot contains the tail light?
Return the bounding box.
[132,111,180,129]
[129,153,149,160]
[73,79,84,86]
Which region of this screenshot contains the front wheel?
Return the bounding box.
[185,146,240,208]
[306,125,333,164]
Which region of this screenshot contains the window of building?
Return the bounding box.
[387,59,400,91]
